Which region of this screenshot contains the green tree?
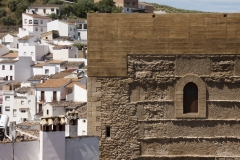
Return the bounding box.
[73,2,86,18]
[1,17,16,26]
[7,0,18,12]
[47,0,63,5]
[48,13,58,20]
[60,3,73,18]
[78,0,94,12]
[95,0,116,13]
[0,9,7,17]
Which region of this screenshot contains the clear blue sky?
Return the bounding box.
[141,0,240,13]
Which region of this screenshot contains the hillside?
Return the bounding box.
[144,2,207,13]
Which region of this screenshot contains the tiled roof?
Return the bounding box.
[53,36,72,41]
[35,78,71,88]
[48,60,66,64]
[65,81,86,89]
[62,69,77,73]
[50,72,72,79]
[61,61,84,68]
[32,63,46,67]
[30,4,61,8]
[28,74,49,81]
[19,35,35,40]
[2,52,18,58]
[0,60,18,63]
[17,121,40,127]
[53,45,72,50]
[16,87,31,94]
[23,13,51,19]
[47,101,86,108]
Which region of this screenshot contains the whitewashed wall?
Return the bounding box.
[0,141,39,160]
[65,136,99,160]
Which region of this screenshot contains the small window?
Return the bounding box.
[5,106,10,111]
[106,126,110,137]
[24,19,27,24]
[5,76,8,81]
[34,20,38,24]
[10,76,12,81]
[183,82,198,113]
[13,109,17,117]
[40,20,43,24]
[21,110,26,113]
[21,101,24,105]
[24,52,26,55]
[35,27,38,31]
[73,28,75,31]
[29,20,32,24]
[84,24,87,29]
[41,28,43,32]
[28,100,31,104]
[5,96,10,101]
[31,52,34,55]
[45,37,48,40]
[2,65,4,70]
[83,120,86,123]
[10,65,12,70]
[51,8,54,12]
[127,8,129,11]
[45,69,49,74]
[46,109,49,115]
[70,28,72,31]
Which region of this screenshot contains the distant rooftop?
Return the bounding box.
[35,78,71,88]
[28,74,49,81]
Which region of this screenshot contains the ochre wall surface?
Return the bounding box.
[87,14,240,159]
[88,13,240,77]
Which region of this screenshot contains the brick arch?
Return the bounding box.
[175,74,206,119]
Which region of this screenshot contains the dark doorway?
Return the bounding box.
[183,82,198,113]
[53,91,57,101]
[41,91,44,101]
[39,104,42,112]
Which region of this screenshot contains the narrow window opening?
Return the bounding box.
[183,82,198,113]
[106,126,110,137]
[224,14,227,17]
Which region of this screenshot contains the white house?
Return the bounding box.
[66,83,87,102]
[0,57,33,82]
[18,35,49,61]
[52,45,78,60]
[2,90,15,122]
[1,34,19,49]
[47,20,77,39]
[76,20,87,43]
[35,78,72,114]
[32,60,65,76]
[14,84,36,121]
[26,4,61,16]
[19,13,52,38]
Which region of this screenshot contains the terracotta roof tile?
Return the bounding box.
[66,81,86,89]
[50,72,72,79]
[19,35,35,40]
[35,78,71,88]
[32,63,46,67]
[16,87,32,94]
[2,52,18,58]
[61,61,84,68]
[48,60,66,64]
[28,74,49,81]
[0,60,18,63]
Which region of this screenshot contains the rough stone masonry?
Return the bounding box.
[87,13,240,159]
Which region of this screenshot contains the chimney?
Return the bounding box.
[65,111,78,137]
[9,121,16,141]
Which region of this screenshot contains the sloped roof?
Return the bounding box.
[61,61,84,68]
[23,13,51,19]
[0,60,18,63]
[2,52,18,58]
[65,81,86,89]
[47,101,85,108]
[50,72,72,79]
[35,78,71,88]
[18,35,35,40]
[28,75,49,81]
[32,63,46,67]
[16,87,32,94]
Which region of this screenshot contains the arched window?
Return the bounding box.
[183,82,198,113]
